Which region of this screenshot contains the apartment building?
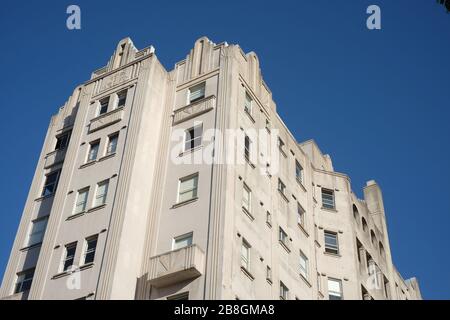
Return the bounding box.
[0,37,421,300]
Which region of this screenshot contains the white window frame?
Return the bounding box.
[98,97,109,116]
[183,123,203,152]
[279,227,289,247]
[295,160,304,184]
[61,242,77,272]
[116,90,127,109]
[328,278,343,300]
[241,239,251,271]
[82,235,98,265]
[321,188,335,209]
[87,140,100,162]
[324,230,339,255]
[297,202,305,227]
[106,133,119,156]
[14,269,35,294]
[188,82,205,104]
[244,92,253,115]
[280,281,289,300]
[177,173,199,203]
[242,183,251,213]
[74,187,89,215]
[94,180,109,207]
[172,232,193,250]
[278,178,286,196]
[299,251,309,280]
[27,217,48,247]
[42,169,61,197]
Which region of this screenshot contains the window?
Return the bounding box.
[62,242,77,272]
[244,134,251,160]
[167,292,189,300]
[362,217,368,232]
[379,242,386,260]
[14,269,35,294]
[295,160,303,184]
[321,188,335,209]
[241,240,251,271]
[189,82,205,103]
[328,278,343,300]
[353,204,359,221]
[184,124,203,152]
[279,227,289,248]
[99,97,109,115]
[27,217,48,247]
[178,173,198,203]
[242,183,252,214]
[278,178,286,196]
[280,281,289,300]
[370,230,377,246]
[106,133,119,156]
[266,211,272,227]
[266,266,272,282]
[299,251,309,279]
[278,137,286,156]
[94,180,109,207]
[87,140,100,162]
[41,170,61,197]
[173,233,193,250]
[265,119,271,131]
[82,235,98,265]
[117,90,127,109]
[244,92,253,115]
[324,231,339,255]
[74,188,89,214]
[55,131,71,151]
[297,203,305,227]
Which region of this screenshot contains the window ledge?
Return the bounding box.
[278,190,289,203]
[242,207,254,221]
[298,223,310,237]
[244,156,256,169]
[98,153,116,162]
[279,241,291,253]
[315,240,322,248]
[279,148,287,158]
[296,179,307,192]
[179,145,203,157]
[321,207,338,213]
[266,221,272,228]
[20,242,42,252]
[67,211,85,221]
[266,278,273,285]
[172,197,198,209]
[87,204,107,213]
[79,160,97,169]
[324,251,341,258]
[244,109,256,123]
[52,271,71,280]
[240,266,255,281]
[34,194,54,202]
[79,262,94,271]
[299,274,312,288]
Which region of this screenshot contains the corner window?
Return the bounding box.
[266,266,272,282]
[297,203,305,227]
[188,82,205,104]
[184,124,203,152]
[321,188,335,209]
[324,231,339,255]
[328,278,343,300]
[178,173,199,203]
[14,268,35,294]
[244,134,251,160]
[173,232,193,250]
[279,227,289,248]
[94,180,109,207]
[278,178,286,196]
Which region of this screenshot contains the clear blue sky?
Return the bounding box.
[0,0,449,299]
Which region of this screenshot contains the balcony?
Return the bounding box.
[44,149,67,168]
[173,95,215,125]
[147,244,205,288]
[89,107,124,133]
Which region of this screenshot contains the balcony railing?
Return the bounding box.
[44,149,67,168]
[173,95,215,125]
[89,107,124,133]
[147,244,205,288]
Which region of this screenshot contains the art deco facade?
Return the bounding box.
[0,37,421,300]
